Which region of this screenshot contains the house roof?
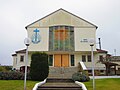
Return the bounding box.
[25,8,98,29]
[12,54,17,56]
[97,49,108,53]
[15,49,26,53]
[102,62,119,66]
[111,56,120,61]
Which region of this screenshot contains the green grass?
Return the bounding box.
[0,80,39,90]
[83,78,120,90]
[0,78,120,90]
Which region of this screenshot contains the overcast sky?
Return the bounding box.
[0,0,120,65]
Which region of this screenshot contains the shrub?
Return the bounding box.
[0,71,30,80]
[72,72,90,82]
[0,66,12,72]
[30,52,49,81]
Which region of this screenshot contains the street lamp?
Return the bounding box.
[89,38,95,90]
[24,38,31,90]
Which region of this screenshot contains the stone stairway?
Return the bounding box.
[37,78,82,90]
[48,67,78,79]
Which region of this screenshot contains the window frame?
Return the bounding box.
[49,26,74,51]
[48,55,53,66]
[87,55,91,62]
[82,55,86,62]
[70,55,75,66]
[99,55,103,61]
[20,55,24,62]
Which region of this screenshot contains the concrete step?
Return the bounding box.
[37,82,82,90]
[37,79,82,90]
[37,86,81,90]
[47,78,73,83]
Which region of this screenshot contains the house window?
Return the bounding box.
[87,55,91,62]
[16,58,17,64]
[82,55,86,62]
[99,55,103,61]
[70,55,74,66]
[88,70,92,74]
[20,56,24,62]
[48,55,53,66]
[100,70,104,73]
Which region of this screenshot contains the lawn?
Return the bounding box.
[0,78,120,90]
[83,78,120,90]
[0,80,39,90]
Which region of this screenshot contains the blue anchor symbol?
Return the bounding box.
[32,29,41,44]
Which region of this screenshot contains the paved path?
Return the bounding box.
[90,76,120,79]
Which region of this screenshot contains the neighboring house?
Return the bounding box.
[12,8,109,78]
[12,49,30,72]
[110,56,120,75]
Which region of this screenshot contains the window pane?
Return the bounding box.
[88,55,91,62]
[20,56,24,62]
[82,55,86,62]
[49,26,74,51]
[48,55,53,66]
[71,55,74,66]
[99,55,103,61]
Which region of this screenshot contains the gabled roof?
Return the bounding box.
[25,8,98,29]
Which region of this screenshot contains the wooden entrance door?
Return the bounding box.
[54,54,61,67]
[54,54,69,67]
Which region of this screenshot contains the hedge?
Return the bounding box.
[0,71,30,80]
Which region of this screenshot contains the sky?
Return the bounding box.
[0,0,120,65]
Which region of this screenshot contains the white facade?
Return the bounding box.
[12,9,107,76]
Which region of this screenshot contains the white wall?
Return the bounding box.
[12,56,17,69]
[74,28,96,51]
[27,28,49,51]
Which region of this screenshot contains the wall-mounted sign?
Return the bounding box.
[80,38,88,43]
[31,29,41,44]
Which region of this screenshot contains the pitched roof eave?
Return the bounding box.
[25,8,98,29]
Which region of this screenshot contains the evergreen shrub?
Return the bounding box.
[30,52,49,81]
[72,72,90,82]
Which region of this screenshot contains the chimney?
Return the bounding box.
[98,38,101,50]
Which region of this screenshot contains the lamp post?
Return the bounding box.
[24,38,31,90]
[89,38,95,90]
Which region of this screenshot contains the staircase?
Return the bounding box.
[37,78,82,90]
[48,67,78,79]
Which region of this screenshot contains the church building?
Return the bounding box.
[12,9,107,78]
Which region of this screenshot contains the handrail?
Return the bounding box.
[32,79,46,90]
[75,81,87,90]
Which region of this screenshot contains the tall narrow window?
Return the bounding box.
[82,55,86,62]
[20,55,24,62]
[49,26,74,51]
[16,58,17,64]
[87,55,91,62]
[70,55,74,66]
[48,55,53,66]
